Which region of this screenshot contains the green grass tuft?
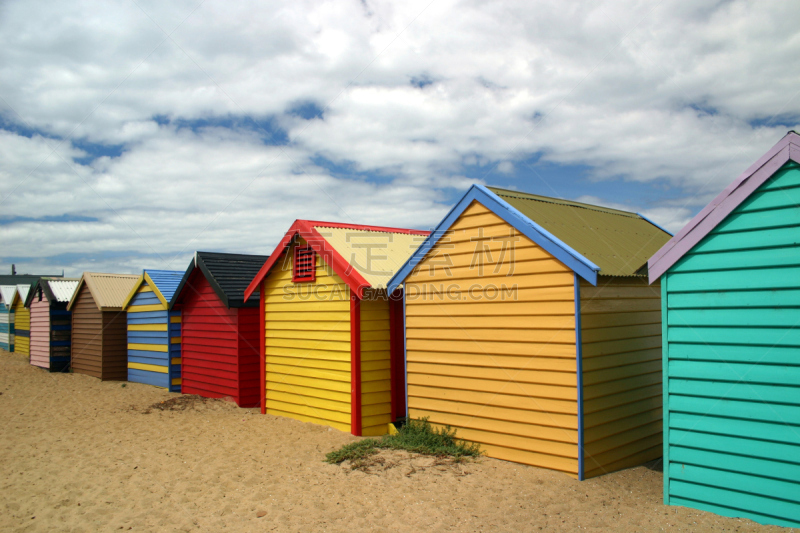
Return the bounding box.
[325,418,481,465]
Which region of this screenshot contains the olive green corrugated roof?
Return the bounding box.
[487,187,672,277]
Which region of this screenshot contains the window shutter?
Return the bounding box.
[293,246,316,282]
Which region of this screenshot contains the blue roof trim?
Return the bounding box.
[387,184,599,292]
[636,212,673,237]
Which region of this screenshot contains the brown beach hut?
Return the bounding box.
[68,272,139,381]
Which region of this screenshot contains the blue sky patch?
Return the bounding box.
[0,214,100,226]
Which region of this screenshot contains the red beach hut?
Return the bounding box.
[169,252,268,407]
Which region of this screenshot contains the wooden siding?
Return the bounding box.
[405,201,579,476]
[579,276,662,479]
[263,239,352,433]
[71,284,126,380]
[360,295,392,436]
[663,162,800,528]
[180,270,260,407]
[0,305,13,351]
[127,283,182,392]
[29,293,51,368]
[13,297,30,356]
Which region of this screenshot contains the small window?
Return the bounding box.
[293,246,316,283]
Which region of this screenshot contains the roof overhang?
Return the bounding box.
[244,220,373,301]
[169,253,235,310]
[648,131,800,282]
[386,184,601,293]
[122,271,169,310]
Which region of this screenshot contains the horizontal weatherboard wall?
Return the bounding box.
[13,297,30,356]
[0,305,14,351]
[404,202,580,476]
[126,283,181,392]
[263,240,353,433]
[663,161,800,528]
[580,277,663,479]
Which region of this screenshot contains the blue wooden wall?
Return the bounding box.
[0,302,14,352]
[126,275,182,392]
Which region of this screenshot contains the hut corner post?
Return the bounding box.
[260,281,266,415]
[403,288,408,419]
[574,274,585,481]
[350,292,362,436]
[661,275,670,504]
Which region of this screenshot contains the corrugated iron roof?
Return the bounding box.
[70,272,139,311]
[314,226,428,290]
[0,285,17,306]
[15,284,30,305]
[487,187,672,277]
[145,270,183,302]
[47,280,80,302]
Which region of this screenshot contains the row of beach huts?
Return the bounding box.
[1,132,798,527]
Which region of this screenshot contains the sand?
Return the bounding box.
[0,349,791,533]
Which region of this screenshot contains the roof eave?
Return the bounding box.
[387,184,601,293]
[648,132,800,282]
[168,258,196,310]
[244,220,375,301]
[121,273,147,310]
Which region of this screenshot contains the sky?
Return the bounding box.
[1,0,799,277]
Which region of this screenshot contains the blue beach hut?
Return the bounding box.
[121,270,183,391]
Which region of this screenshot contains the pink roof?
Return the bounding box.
[648,131,800,282]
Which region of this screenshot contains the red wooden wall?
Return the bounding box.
[179,270,260,407]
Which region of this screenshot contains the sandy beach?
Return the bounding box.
[0,349,791,533]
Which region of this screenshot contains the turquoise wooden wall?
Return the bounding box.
[662,161,800,528]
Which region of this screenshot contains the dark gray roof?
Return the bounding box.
[169,252,269,309]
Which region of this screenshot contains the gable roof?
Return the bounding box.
[170,252,270,310]
[25,278,80,306]
[67,272,139,311]
[488,187,672,277]
[0,286,17,308]
[648,131,800,282]
[122,269,184,310]
[0,274,63,299]
[14,284,30,306]
[244,221,430,301]
[387,184,672,292]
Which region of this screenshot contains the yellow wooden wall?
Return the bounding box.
[263,239,353,432]
[360,295,392,436]
[580,277,662,478]
[13,298,30,356]
[405,201,580,476]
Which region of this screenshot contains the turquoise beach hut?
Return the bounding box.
[648,131,800,528]
[121,270,183,392]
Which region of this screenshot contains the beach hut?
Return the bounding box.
[11,284,31,356]
[26,278,80,371]
[0,286,17,351]
[169,252,269,407]
[68,272,139,381]
[647,131,800,527]
[121,270,184,392]
[0,271,65,356]
[244,220,430,436]
[387,185,672,479]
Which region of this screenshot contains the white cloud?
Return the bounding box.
[1,0,799,274]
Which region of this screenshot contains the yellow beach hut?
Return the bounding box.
[387,185,672,479]
[10,284,31,356]
[245,220,429,436]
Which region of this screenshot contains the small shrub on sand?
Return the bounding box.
[325,418,481,467]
